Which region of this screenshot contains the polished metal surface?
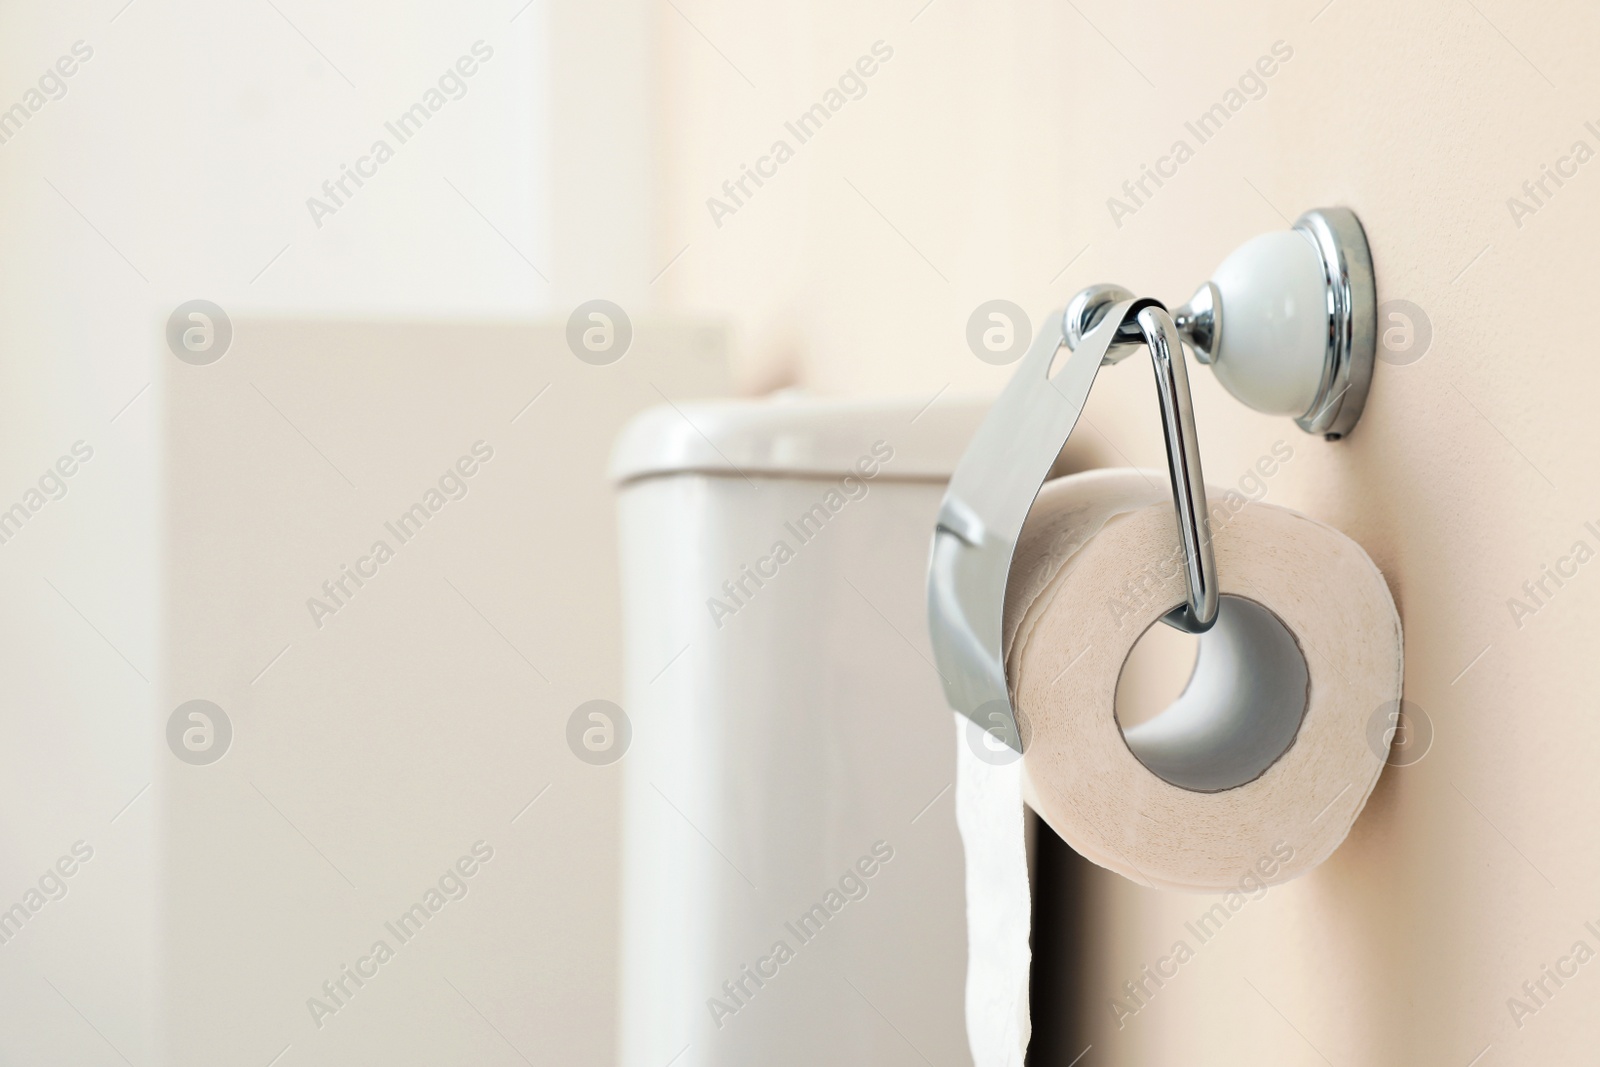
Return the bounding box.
[1292,207,1376,439]
[1173,280,1221,365]
[928,298,1216,750]
[1063,283,1138,353]
[1140,304,1218,634]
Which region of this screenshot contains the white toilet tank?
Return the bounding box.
[610,395,985,1067]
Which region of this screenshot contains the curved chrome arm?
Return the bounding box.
[926,298,1215,751]
[1140,305,1217,634]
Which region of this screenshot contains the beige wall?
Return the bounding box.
[656,1,1600,1062]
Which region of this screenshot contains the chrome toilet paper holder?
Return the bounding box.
[927,207,1376,751]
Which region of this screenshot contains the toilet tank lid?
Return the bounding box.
[609,393,990,485]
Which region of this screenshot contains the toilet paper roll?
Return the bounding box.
[955,468,1402,1064]
[1007,468,1401,888]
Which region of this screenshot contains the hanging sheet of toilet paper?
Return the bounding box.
[955,469,1402,1066]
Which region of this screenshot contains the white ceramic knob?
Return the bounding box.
[1207,229,1328,417]
[1068,208,1375,437]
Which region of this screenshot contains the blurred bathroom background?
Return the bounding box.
[2,0,1596,1064]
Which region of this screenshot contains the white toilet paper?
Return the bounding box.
[955,728,1031,1066]
[955,469,1403,1064]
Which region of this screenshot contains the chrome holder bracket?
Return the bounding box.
[927,298,1216,752]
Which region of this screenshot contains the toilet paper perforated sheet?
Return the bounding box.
[954,469,1402,1065]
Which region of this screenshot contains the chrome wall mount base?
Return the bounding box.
[1288,208,1375,439]
[928,207,1378,751]
[1171,206,1376,440]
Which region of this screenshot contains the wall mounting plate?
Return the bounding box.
[1291,207,1376,440]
